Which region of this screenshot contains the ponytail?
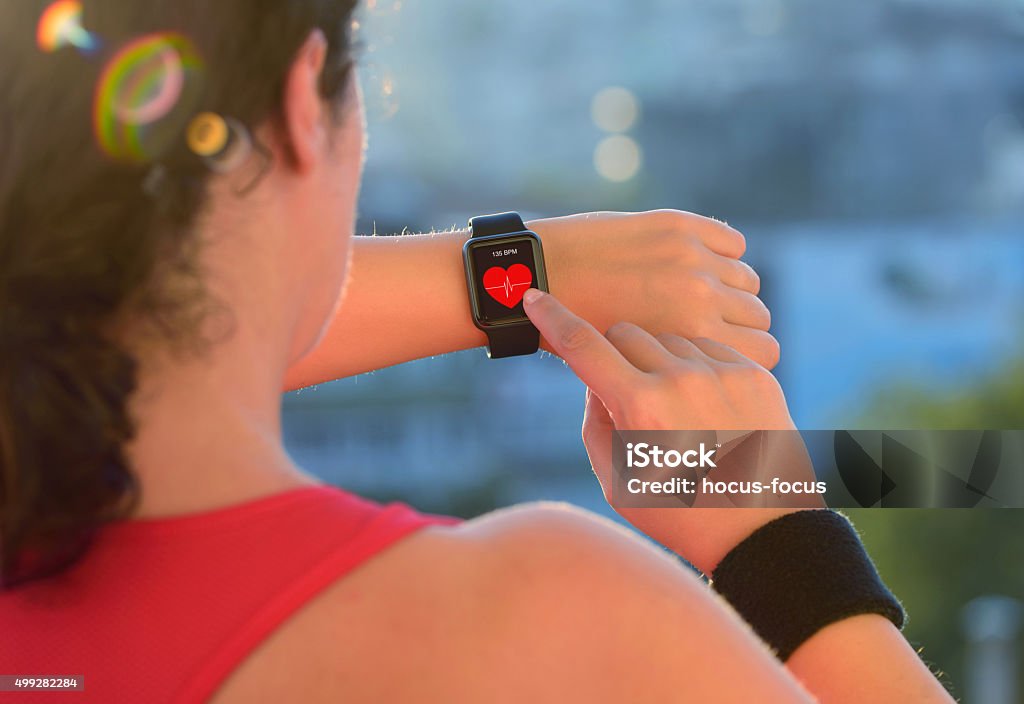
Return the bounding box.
[0,173,160,587]
[0,0,359,587]
[0,323,140,587]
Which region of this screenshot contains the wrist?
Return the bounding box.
[440,228,490,349]
[525,218,590,351]
[624,507,804,576]
[368,228,489,355]
[709,510,905,662]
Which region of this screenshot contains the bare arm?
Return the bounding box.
[636,509,953,703]
[283,210,778,390]
[787,615,952,703]
[283,229,481,390]
[447,503,816,703]
[522,290,955,704]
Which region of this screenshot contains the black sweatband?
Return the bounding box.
[710,510,905,661]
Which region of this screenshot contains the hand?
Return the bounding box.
[531,210,779,369]
[523,288,818,572]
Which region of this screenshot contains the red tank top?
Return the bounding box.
[0,485,457,703]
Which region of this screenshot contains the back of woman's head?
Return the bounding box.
[0,0,358,588]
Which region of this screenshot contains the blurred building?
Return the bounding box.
[356,0,1024,227]
[284,227,1024,503]
[283,6,1024,685]
[285,0,1024,494]
[283,349,605,512]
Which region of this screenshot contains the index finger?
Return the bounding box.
[690,337,755,365]
[522,289,644,400]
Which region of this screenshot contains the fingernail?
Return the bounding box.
[523,288,544,306]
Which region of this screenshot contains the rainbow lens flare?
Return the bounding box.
[37,0,99,53]
[93,32,205,163]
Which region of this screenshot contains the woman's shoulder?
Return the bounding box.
[209,501,720,703]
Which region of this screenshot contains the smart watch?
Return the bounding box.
[463,212,549,359]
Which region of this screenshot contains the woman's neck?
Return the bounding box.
[123,297,319,519]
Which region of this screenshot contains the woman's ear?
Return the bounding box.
[281,29,329,174]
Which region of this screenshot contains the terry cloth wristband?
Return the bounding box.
[710,510,905,661]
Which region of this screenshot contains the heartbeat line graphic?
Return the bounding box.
[485,277,530,299]
[483,264,532,307]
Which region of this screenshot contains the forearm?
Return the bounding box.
[283,230,485,390]
[283,210,776,390]
[786,615,954,703]
[653,509,952,703]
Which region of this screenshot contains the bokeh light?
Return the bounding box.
[594,134,642,182]
[591,86,640,134]
[360,62,400,121]
[186,113,253,173]
[186,112,228,158]
[36,0,99,54]
[353,0,403,122]
[93,33,204,163]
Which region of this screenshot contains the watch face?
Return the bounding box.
[466,234,545,326]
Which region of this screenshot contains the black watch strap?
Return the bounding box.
[469,212,527,238]
[468,212,540,359]
[485,325,541,359]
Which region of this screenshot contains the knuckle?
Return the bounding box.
[655,229,701,265]
[558,321,595,352]
[727,226,748,255]
[760,370,783,396]
[750,299,772,329]
[655,331,685,348]
[688,273,716,301]
[697,214,744,251]
[692,337,726,356]
[764,337,781,368]
[711,218,747,256]
[690,317,718,339]
[606,320,640,340]
[741,262,762,292]
[725,363,772,390]
[650,209,747,257]
[621,396,662,429]
[663,366,695,390]
[666,361,714,389]
[650,208,692,232]
[741,363,771,383]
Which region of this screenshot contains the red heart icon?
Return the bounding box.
[482,263,533,308]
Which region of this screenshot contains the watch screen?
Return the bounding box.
[470,237,539,324]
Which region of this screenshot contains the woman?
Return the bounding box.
[0,1,952,702]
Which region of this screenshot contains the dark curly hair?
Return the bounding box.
[0,0,359,587]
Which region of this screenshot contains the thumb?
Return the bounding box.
[583,387,616,489]
[522,288,633,401]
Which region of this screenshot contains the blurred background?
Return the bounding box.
[283,0,1024,699]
